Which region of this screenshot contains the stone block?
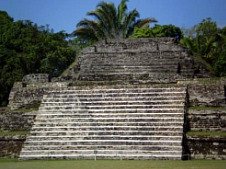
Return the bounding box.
[22,74,49,85]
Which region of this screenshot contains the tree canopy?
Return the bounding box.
[0,11,76,106]
[131,24,183,40]
[74,0,157,43]
[181,18,226,76]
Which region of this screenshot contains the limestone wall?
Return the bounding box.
[187,109,226,131]
[187,137,226,160]
[8,81,68,110]
[178,78,226,131]
[22,74,49,85]
[187,80,226,107]
[82,38,183,54]
[77,38,195,82]
[180,78,226,160]
[0,111,35,131]
[0,137,25,158]
[0,108,34,158]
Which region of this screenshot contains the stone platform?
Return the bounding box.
[19,85,186,160]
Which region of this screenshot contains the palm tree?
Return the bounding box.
[74,0,157,42]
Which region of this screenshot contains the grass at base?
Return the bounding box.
[0,159,225,169]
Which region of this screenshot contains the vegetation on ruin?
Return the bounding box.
[0,130,28,137]
[130,18,226,77]
[181,18,226,77]
[0,159,226,169]
[131,24,183,40]
[187,131,226,138]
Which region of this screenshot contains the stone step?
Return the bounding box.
[23,139,182,146]
[35,117,184,123]
[83,65,180,70]
[20,149,182,156]
[30,126,183,132]
[37,108,184,112]
[47,88,186,94]
[30,130,183,136]
[21,144,182,151]
[90,63,180,68]
[89,69,178,74]
[26,135,182,141]
[78,74,183,82]
[35,113,184,119]
[81,55,184,61]
[35,115,184,121]
[83,51,184,57]
[46,92,185,99]
[48,87,185,96]
[89,64,180,68]
[88,69,178,74]
[19,153,182,160]
[39,105,184,111]
[41,100,184,105]
[90,65,180,71]
[42,96,185,102]
[46,87,185,92]
[33,121,183,127]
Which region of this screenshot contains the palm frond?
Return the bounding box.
[74,27,98,42]
[76,19,104,41]
[74,0,157,42]
[118,0,128,24]
[123,9,139,37]
[134,18,157,28]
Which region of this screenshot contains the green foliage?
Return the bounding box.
[181,18,226,76]
[131,24,183,39]
[215,49,226,76]
[131,26,153,38]
[74,0,157,43]
[0,11,76,106]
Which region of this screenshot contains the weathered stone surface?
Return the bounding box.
[61,38,195,81]
[22,74,49,85]
[8,82,68,110]
[4,38,226,160]
[187,109,226,131]
[0,137,25,157]
[186,137,226,160]
[19,85,186,160]
[184,78,226,106]
[0,111,35,131]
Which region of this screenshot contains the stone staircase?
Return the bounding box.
[78,51,194,82]
[62,38,194,82]
[19,85,187,160]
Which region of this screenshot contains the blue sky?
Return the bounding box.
[0,0,226,33]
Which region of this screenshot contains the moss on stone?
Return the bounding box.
[12,101,41,113]
[186,131,226,138]
[0,130,29,137]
